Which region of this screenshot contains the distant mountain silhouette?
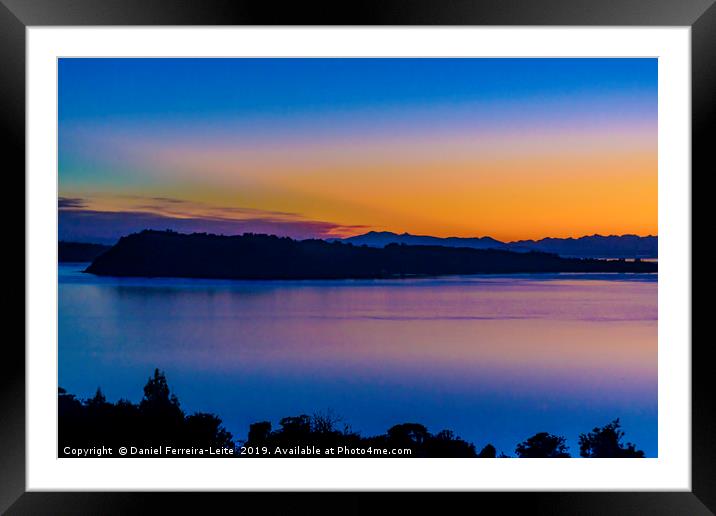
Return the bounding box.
[337,231,657,259]
[509,234,657,259]
[85,230,657,280]
[337,231,508,250]
[59,241,111,262]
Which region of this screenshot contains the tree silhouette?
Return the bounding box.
[515,432,571,458]
[58,372,648,459]
[140,368,181,412]
[87,388,107,408]
[247,421,272,445]
[184,413,234,449]
[311,409,345,434]
[386,423,430,447]
[578,419,645,458]
[278,415,312,440]
[423,429,478,457]
[478,444,497,458]
[138,369,184,444]
[59,369,235,456]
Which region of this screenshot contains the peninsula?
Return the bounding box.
[84,230,658,280]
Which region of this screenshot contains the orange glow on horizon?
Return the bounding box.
[60,120,657,242]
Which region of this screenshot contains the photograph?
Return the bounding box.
[57,57,658,460]
[1,0,709,506]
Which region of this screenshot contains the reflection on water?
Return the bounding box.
[59,264,657,456]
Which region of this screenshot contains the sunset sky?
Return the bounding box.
[58,58,657,244]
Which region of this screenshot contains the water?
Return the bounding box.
[58,263,657,457]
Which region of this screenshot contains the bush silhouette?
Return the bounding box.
[515,432,571,458]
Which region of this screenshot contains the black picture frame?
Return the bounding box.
[2,1,711,513]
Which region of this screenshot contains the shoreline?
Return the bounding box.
[64,266,658,284]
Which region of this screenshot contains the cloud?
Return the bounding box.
[146,196,188,204]
[96,195,304,220]
[57,194,369,243]
[58,208,368,245]
[130,196,302,220]
[58,197,87,209]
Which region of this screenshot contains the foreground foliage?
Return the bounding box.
[59,369,646,458]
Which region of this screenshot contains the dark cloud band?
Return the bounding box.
[59,208,368,244]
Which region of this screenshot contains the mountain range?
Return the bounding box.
[335,232,657,259]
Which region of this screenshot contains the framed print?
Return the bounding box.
[3,0,712,513]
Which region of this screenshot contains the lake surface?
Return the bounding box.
[58,264,657,457]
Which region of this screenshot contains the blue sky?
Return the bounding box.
[59,58,657,243]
